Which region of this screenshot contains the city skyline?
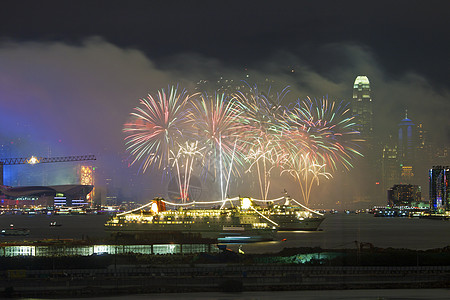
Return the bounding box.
[1,74,447,208]
[1,1,449,207]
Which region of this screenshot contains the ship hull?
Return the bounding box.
[105,210,276,243]
[272,216,325,231]
[105,224,275,243]
[1,228,30,236]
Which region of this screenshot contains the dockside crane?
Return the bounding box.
[0,155,97,186]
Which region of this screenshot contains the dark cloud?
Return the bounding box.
[2,1,449,88]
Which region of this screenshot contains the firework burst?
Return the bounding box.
[279,96,362,205]
[233,83,290,200]
[189,92,246,200]
[123,85,196,174]
[284,96,363,171]
[281,152,332,206]
[169,141,205,203]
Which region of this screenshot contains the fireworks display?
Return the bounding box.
[189,92,246,200]
[123,85,195,174]
[169,141,205,203]
[232,84,289,200]
[123,84,363,205]
[284,96,363,171]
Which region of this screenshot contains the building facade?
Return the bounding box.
[0,184,93,207]
[381,135,399,193]
[398,113,416,169]
[429,166,449,213]
[79,165,95,206]
[387,184,421,207]
[351,76,384,203]
[352,76,373,140]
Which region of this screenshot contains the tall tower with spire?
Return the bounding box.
[352,76,373,141]
[398,110,416,166]
[351,76,383,204]
[398,110,417,183]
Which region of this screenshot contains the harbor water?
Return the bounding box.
[1,213,449,253]
[55,289,450,300]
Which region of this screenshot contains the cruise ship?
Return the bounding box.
[104,198,277,243]
[237,197,325,231]
[258,205,324,231]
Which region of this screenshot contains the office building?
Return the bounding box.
[352,76,373,140]
[398,112,416,166]
[429,166,449,213]
[381,135,399,193]
[387,184,421,207]
[398,112,417,183]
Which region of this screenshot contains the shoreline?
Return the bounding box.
[2,246,450,298]
[2,264,450,298]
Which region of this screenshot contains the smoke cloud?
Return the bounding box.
[1,38,448,206]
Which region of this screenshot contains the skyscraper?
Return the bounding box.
[352,76,373,140]
[429,166,449,213]
[398,111,417,184]
[381,135,399,193]
[398,111,416,166]
[417,123,429,154]
[351,76,382,203]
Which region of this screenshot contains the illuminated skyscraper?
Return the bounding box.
[429,166,449,213]
[352,76,373,139]
[351,76,382,203]
[417,123,429,154]
[382,135,399,192]
[398,111,416,166]
[398,111,417,184]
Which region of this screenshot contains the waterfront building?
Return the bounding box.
[0,242,217,257]
[387,184,421,207]
[80,165,94,206]
[0,184,93,207]
[429,166,449,213]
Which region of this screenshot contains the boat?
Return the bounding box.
[419,213,450,220]
[105,198,277,242]
[1,224,30,236]
[261,205,325,231]
[55,207,87,215]
[238,196,325,231]
[49,222,62,227]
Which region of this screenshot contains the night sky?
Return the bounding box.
[1,0,449,205]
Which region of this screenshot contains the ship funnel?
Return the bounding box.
[240,197,252,210]
[152,198,166,212]
[150,202,159,214]
[284,197,290,206]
